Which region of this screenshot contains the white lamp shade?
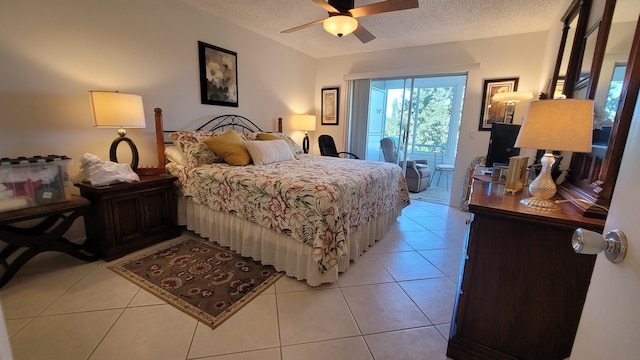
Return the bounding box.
[323,15,358,37]
[292,114,317,132]
[492,91,534,103]
[90,91,146,128]
[514,99,593,153]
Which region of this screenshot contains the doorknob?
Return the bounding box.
[572,228,628,264]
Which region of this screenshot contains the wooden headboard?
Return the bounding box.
[153,108,283,168]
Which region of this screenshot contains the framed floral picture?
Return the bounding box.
[198,41,238,107]
[479,78,519,130]
[321,87,339,125]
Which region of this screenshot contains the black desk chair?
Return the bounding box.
[318,135,359,159]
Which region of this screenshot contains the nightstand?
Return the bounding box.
[75,175,181,261]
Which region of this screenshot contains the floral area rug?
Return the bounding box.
[109,236,284,329]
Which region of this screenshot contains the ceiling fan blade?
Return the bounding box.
[349,0,419,18]
[353,24,376,43]
[281,18,326,33]
[312,0,340,14]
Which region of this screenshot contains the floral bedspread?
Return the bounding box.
[174,155,410,272]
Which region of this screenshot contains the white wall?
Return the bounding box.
[0,0,316,171]
[315,32,550,206]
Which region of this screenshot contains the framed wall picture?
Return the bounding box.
[198,41,238,107]
[321,87,339,125]
[479,78,519,130]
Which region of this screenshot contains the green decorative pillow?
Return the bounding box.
[204,129,251,166]
[256,133,300,159]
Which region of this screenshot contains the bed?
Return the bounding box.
[154,108,410,286]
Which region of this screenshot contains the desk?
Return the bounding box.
[447,180,604,359]
[0,195,99,288]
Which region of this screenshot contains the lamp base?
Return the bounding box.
[302,133,309,154]
[110,135,140,171]
[519,152,558,210]
[519,197,559,210]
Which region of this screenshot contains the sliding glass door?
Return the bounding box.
[361,75,467,169]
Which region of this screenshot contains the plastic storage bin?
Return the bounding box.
[0,155,72,211]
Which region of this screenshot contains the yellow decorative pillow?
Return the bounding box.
[203,129,251,166]
[256,133,299,159]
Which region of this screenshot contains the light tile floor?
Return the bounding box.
[410,171,452,206]
[0,200,469,360]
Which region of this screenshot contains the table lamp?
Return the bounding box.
[90,91,146,170]
[514,99,593,210]
[492,91,533,123]
[292,114,316,154]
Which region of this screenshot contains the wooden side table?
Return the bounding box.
[0,195,99,288]
[75,175,181,261]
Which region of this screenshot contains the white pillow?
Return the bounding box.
[244,140,296,165]
[165,145,186,165]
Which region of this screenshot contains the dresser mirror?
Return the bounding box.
[557,0,640,218]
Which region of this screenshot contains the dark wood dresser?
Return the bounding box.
[75,175,181,261]
[447,179,605,360]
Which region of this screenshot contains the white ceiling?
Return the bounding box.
[180,0,572,58]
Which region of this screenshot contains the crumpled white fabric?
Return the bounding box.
[76,153,139,186]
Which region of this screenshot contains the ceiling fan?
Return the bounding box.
[281,0,419,43]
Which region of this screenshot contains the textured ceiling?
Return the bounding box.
[180,0,572,58]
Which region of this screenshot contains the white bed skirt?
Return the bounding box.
[177,198,401,286]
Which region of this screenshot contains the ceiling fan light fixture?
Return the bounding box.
[323,15,358,37]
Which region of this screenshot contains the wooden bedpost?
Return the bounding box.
[154,108,166,171]
[278,117,283,133]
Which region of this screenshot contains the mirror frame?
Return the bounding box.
[574,21,601,99]
[595,17,640,206]
[548,0,592,98]
[558,0,640,218]
[583,0,617,99]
